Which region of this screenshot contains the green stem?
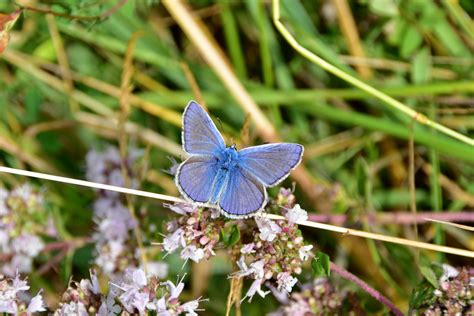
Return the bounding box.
[272,0,473,146]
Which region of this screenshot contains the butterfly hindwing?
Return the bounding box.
[176,155,218,204]
[238,143,303,186]
[218,167,267,218]
[182,101,225,155]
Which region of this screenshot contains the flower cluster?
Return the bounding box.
[86,146,141,277]
[54,269,204,315]
[0,271,46,314]
[269,277,362,316]
[162,203,223,264]
[235,203,313,302]
[0,184,54,276]
[414,265,473,315]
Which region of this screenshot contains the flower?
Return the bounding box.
[285,204,307,225]
[242,279,270,302]
[165,203,196,215]
[27,291,46,313]
[0,184,49,276]
[181,245,205,263]
[163,228,185,253]
[411,266,473,315]
[56,302,88,316]
[269,278,361,315]
[0,271,46,315]
[240,243,255,254]
[298,245,313,261]
[255,217,281,242]
[86,146,142,277]
[146,262,169,279]
[161,203,223,264]
[235,193,314,303]
[276,272,298,293]
[165,278,185,300]
[179,298,201,315]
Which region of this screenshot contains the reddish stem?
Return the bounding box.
[330,262,404,316]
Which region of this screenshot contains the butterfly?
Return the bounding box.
[175,101,304,218]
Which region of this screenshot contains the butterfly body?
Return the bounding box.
[176,101,304,218]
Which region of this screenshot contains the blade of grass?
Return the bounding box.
[118,31,148,270]
[273,0,474,146]
[219,0,248,79]
[331,0,372,79]
[298,103,474,163]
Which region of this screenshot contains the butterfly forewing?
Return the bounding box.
[182,101,225,155]
[218,167,266,218]
[176,155,218,204]
[238,143,303,186]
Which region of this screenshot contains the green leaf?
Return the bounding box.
[220,225,240,247]
[420,265,439,288]
[411,47,431,84]
[312,251,331,277]
[400,27,423,58]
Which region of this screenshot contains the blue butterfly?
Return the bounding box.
[176,101,304,218]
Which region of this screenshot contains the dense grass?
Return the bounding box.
[0,0,473,315]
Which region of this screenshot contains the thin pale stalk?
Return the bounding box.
[118,31,148,270]
[0,166,472,258]
[308,211,474,225]
[331,0,372,79]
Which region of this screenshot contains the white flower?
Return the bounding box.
[27,291,46,313]
[181,245,204,263]
[0,300,17,314]
[276,272,298,293]
[164,203,196,215]
[163,229,185,253]
[180,299,200,316]
[249,260,265,279]
[243,279,270,302]
[255,217,281,242]
[440,264,459,283]
[285,204,307,225]
[146,262,168,279]
[12,234,44,257]
[58,302,88,316]
[210,207,221,219]
[298,245,313,261]
[240,243,255,254]
[89,270,101,295]
[235,258,266,279]
[235,256,251,277]
[164,279,185,300]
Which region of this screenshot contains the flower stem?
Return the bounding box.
[330,262,404,316]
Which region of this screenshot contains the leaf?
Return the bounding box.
[220,225,240,247]
[400,27,423,58]
[419,265,438,288]
[0,10,21,54]
[411,47,431,84]
[312,251,330,277]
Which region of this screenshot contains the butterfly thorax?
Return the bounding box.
[217,146,239,171]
